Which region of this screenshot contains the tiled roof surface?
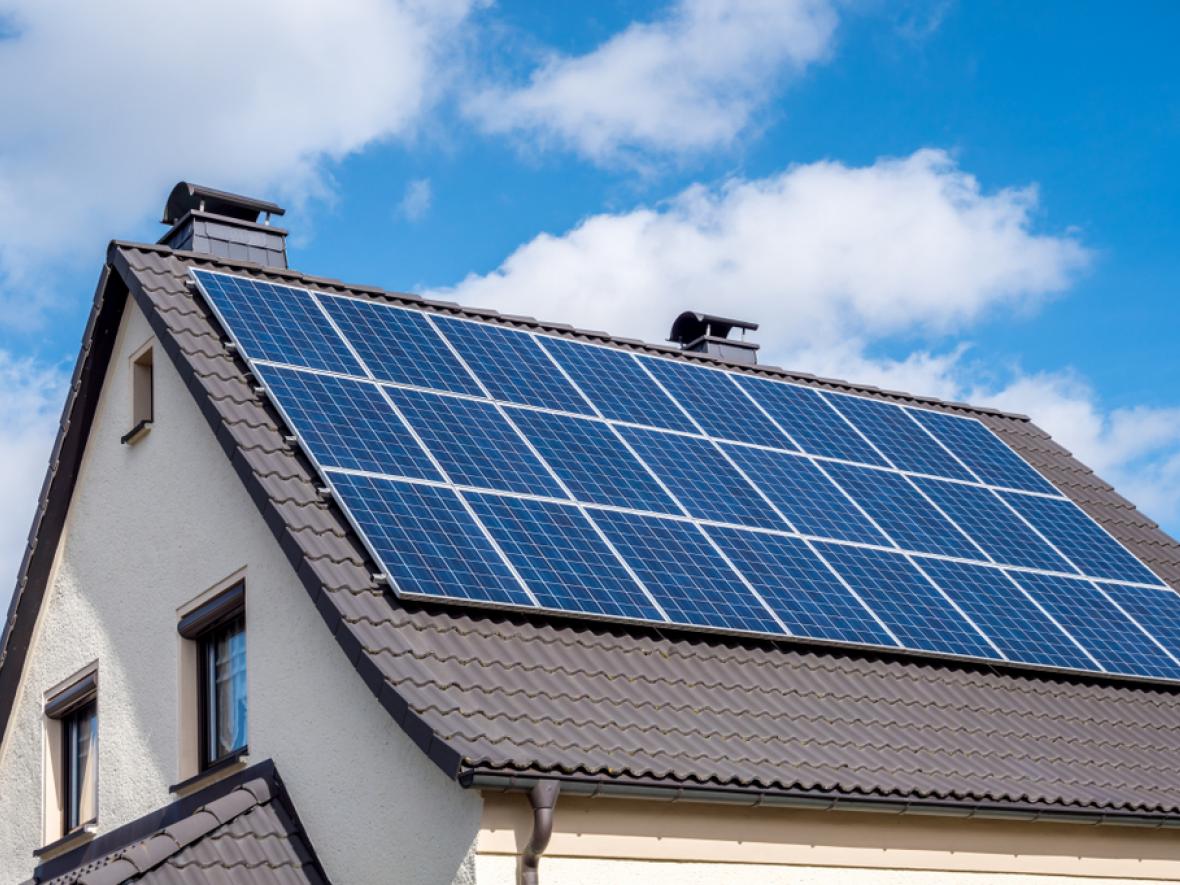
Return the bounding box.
[37,763,326,884]
[14,241,1180,822]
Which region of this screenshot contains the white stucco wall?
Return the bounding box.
[0,296,480,883]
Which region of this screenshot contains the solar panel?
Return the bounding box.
[590,510,782,633]
[433,315,593,414]
[825,392,973,480]
[821,462,980,558]
[617,427,785,530]
[814,544,996,658]
[722,445,889,545]
[318,295,483,396]
[255,365,439,480]
[639,356,794,449]
[194,268,1180,685]
[329,474,531,606]
[913,478,1074,573]
[708,527,896,646]
[388,388,566,498]
[539,337,697,433]
[734,376,887,465]
[466,493,661,620]
[507,407,680,514]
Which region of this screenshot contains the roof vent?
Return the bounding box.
[159,182,288,268]
[669,311,760,365]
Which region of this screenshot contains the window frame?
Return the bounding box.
[122,341,154,445]
[43,668,99,842]
[61,698,98,833]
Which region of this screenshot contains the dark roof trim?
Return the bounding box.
[467,771,1180,829]
[111,240,1029,422]
[44,671,97,720]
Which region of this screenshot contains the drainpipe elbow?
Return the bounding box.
[520,780,560,885]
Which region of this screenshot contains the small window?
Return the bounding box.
[62,700,98,832]
[122,344,153,444]
[178,583,247,773]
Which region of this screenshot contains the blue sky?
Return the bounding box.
[1,0,1179,599]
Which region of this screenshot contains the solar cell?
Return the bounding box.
[255,365,439,480]
[591,510,782,633]
[822,462,980,558]
[618,427,786,530]
[193,271,362,375]
[708,527,896,646]
[814,543,996,658]
[734,376,886,465]
[1098,583,1180,663]
[388,388,566,498]
[639,356,794,449]
[433,316,593,414]
[913,479,1074,573]
[507,407,680,513]
[1009,572,1180,679]
[722,445,889,545]
[825,392,973,481]
[917,559,1094,669]
[466,493,662,620]
[539,337,697,432]
[1001,492,1163,585]
[319,296,482,395]
[329,474,531,606]
[909,408,1057,494]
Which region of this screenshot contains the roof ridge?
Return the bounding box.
[106,240,1030,422]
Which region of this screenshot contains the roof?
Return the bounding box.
[32,760,328,884]
[7,241,1180,823]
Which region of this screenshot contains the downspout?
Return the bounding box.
[520,780,560,885]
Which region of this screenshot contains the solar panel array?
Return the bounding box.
[193,269,1180,682]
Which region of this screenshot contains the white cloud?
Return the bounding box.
[0,352,68,612]
[398,178,433,221]
[429,149,1180,535]
[466,0,838,162]
[0,0,477,288]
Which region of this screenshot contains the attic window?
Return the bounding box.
[43,670,98,843]
[122,343,154,445]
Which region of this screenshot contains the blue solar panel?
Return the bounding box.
[734,376,887,466]
[1009,572,1180,679]
[466,493,661,620]
[723,445,889,545]
[709,527,896,646]
[1099,583,1180,663]
[433,316,593,414]
[256,365,439,480]
[507,408,680,513]
[825,392,973,481]
[1000,492,1163,585]
[319,296,482,395]
[914,479,1074,573]
[193,271,362,375]
[618,427,786,530]
[917,559,1094,669]
[908,408,1057,494]
[822,462,979,558]
[639,357,794,449]
[540,337,697,432]
[815,544,996,658]
[330,474,531,606]
[591,511,782,633]
[388,388,566,497]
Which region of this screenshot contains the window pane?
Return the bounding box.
[207,617,247,763]
[66,701,97,830]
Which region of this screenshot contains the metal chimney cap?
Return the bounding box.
[669,311,759,346]
[162,182,286,225]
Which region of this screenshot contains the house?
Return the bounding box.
[4,182,1180,884]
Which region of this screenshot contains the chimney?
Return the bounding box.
[669,311,760,365]
[159,182,288,268]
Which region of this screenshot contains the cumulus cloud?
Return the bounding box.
[398,178,433,222]
[0,0,477,287]
[0,352,68,610]
[466,0,838,162]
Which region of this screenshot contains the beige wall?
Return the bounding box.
[477,794,1180,883]
[0,296,480,884]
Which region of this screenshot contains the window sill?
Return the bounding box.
[169,746,249,797]
[34,823,96,860]
[120,419,152,446]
